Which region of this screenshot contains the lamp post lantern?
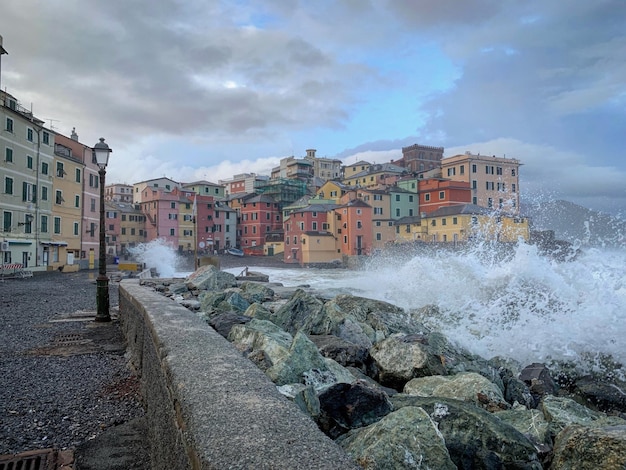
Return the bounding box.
[94,138,112,322]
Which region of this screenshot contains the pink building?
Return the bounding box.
[140,186,180,248]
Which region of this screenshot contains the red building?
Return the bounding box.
[239,194,282,251]
[418,178,471,214]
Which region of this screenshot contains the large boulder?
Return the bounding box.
[276,383,320,419]
[551,424,626,470]
[323,294,417,341]
[571,375,626,413]
[391,395,542,469]
[495,407,551,455]
[318,381,393,438]
[243,302,272,319]
[265,330,329,386]
[264,289,326,335]
[369,333,447,390]
[238,281,275,303]
[308,334,371,371]
[208,312,252,338]
[185,264,237,291]
[228,319,293,372]
[338,406,456,470]
[198,289,251,315]
[404,372,508,411]
[540,395,625,439]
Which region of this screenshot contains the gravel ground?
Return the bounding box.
[0,270,143,455]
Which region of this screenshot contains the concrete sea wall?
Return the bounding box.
[119,279,358,470]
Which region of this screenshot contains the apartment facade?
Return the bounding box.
[239,194,282,250]
[303,149,342,181]
[106,183,133,203]
[417,178,472,214]
[1,90,55,271]
[283,203,334,264]
[331,199,373,256]
[50,141,84,269]
[441,152,521,214]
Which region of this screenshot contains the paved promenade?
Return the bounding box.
[0,269,147,469]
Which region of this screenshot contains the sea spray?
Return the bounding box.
[128,238,182,278]
[151,240,626,378]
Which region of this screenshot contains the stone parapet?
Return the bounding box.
[119,279,357,470]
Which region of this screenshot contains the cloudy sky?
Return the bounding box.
[2,0,625,214]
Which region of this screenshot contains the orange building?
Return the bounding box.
[331,199,373,256]
[418,178,471,214]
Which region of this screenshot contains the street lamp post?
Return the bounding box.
[93,138,112,322]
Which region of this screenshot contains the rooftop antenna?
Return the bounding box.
[44,118,60,130]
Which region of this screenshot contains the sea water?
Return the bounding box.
[134,238,626,377]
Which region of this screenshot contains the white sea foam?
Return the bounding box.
[139,239,626,375]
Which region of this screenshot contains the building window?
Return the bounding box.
[4,177,14,195]
[42,131,50,145]
[22,182,35,202]
[75,195,80,208]
[460,165,465,175]
[431,219,436,226]
[90,198,96,212]
[54,217,61,234]
[55,190,64,204]
[442,218,447,226]
[312,222,318,230]
[425,194,430,202]
[27,128,34,142]
[41,215,48,233]
[3,211,11,232]
[472,164,477,173]
[376,233,382,241]
[472,180,477,189]
[170,202,176,209]
[497,167,503,175]
[27,155,33,168]
[56,162,65,177]
[41,186,48,201]
[5,118,14,132]
[75,168,81,183]
[472,196,477,205]
[512,184,516,193]
[395,208,400,217]
[4,148,12,163]
[447,168,455,177]
[488,198,493,208]
[170,228,175,236]
[357,221,362,229]
[374,207,383,215]
[439,191,445,200]
[41,162,49,175]
[409,195,414,202]
[453,217,458,225]
[511,169,516,176]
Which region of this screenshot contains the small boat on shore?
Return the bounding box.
[227,248,244,257]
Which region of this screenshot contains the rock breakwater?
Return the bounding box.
[141,265,626,469]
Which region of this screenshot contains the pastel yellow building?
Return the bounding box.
[421,204,529,243]
[50,143,85,270]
